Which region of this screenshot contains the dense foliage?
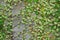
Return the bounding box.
[0,0,60,40]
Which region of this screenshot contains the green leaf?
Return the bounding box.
[34,10,39,15]
[27,0,32,3]
[0,4,4,9]
[33,0,38,3]
[0,20,4,25]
